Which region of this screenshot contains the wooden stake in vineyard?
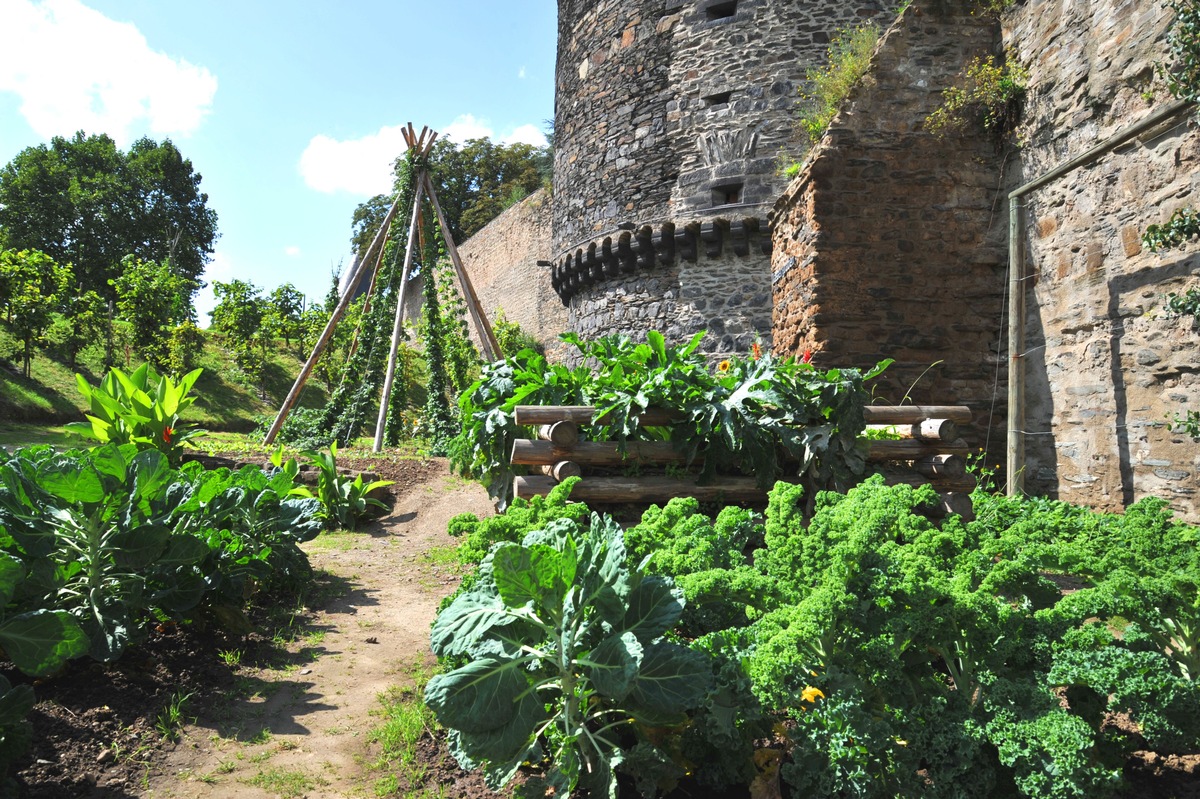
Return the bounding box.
[263,124,501,449]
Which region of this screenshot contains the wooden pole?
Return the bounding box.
[372,173,426,452]
[420,172,502,361]
[864,419,958,442]
[346,226,392,360]
[264,196,402,446]
[514,405,681,427]
[1007,195,1025,496]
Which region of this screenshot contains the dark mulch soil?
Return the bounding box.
[9,621,240,798]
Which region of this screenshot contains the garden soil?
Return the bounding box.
[10,456,1200,798]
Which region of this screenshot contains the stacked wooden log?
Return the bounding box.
[511,404,977,519]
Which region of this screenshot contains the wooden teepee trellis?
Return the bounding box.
[263,124,501,451]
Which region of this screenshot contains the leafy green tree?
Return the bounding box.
[110,256,190,370]
[209,279,266,381]
[0,249,72,376]
[45,289,108,370]
[0,132,217,308]
[266,282,305,351]
[349,136,548,257]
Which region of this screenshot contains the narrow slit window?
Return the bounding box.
[703,90,733,106]
[712,183,743,206]
[706,1,737,21]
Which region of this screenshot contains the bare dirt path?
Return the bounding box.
[140,467,494,799]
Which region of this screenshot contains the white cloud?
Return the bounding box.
[298,124,405,196]
[0,0,217,143]
[518,66,527,79]
[441,113,495,143]
[299,115,548,196]
[284,245,302,257]
[502,124,548,147]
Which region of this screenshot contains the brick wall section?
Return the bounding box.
[457,189,566,352]
[1006,0,1200,518]
[771,0,1007,451]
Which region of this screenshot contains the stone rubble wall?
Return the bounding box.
[1007,0,1200,518]
[771,0,1007,453]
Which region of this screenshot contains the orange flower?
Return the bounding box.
[162,427,174,444]
[801,686,825,703]
[801,349,813,364]
[751,342,762,360]
[717,360,732,373]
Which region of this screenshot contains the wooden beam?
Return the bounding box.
[866,438,971,462]
[865,419,958,442]
[515,475,769,503]
[862,405,973,424]
[513,405,680,427]
[512,439,685,466]
[539,461,583,481]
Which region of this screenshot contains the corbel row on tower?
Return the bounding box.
[551,215,772,304]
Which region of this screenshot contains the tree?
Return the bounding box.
[0,249,72,376]
[110,256,190,370]
[266,283,305,351]
[0,132,217,309]
[349,136,548,258]
[209,279,266,388]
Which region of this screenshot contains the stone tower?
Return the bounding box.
[551,0,894,353]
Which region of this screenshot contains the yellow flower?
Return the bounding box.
[717,360,732,373]
[801,686,825,703]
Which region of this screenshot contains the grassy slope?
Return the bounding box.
[0,329,329,432]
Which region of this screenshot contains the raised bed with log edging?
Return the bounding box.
[509,405,977,519]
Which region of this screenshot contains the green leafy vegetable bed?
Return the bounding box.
[431,477,1200,799]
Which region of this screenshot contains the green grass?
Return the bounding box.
[368,662,438,787]
[0,421,74,449]
[0,327,328,431]
[245,766,321,797]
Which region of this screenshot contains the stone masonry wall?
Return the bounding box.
[771,0,1007,452]
[457,189,566,352]
[1006,0,1200,519]
[553,0,893,355]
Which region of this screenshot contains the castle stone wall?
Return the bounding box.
[1006,0,1200,518]
[553,0,892,355]
[457,189,565,353]
[771,0,1006,451]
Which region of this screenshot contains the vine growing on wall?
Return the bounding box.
[1144,1,1200,443]
[1161,0,1200,103]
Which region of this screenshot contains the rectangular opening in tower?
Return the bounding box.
[703,90,733,106]
[705,1,737,21]
[712,183,743,206]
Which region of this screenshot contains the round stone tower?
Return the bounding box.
[552,0,894,353]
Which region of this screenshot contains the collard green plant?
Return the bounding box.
[66,363,205,466]
[425,512,711,797]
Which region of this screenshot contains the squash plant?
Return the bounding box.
[425,511,711,797]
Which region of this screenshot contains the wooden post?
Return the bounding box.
[372,173,426,452]
[540,461,583,481]
[1007,194,1025,496]
[264,196,402,446]
[421,172,502,361]
[538,421,579,447]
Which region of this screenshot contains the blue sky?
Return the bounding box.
[0,0,557,323]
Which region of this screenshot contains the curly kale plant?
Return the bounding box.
[425,512,711,797]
